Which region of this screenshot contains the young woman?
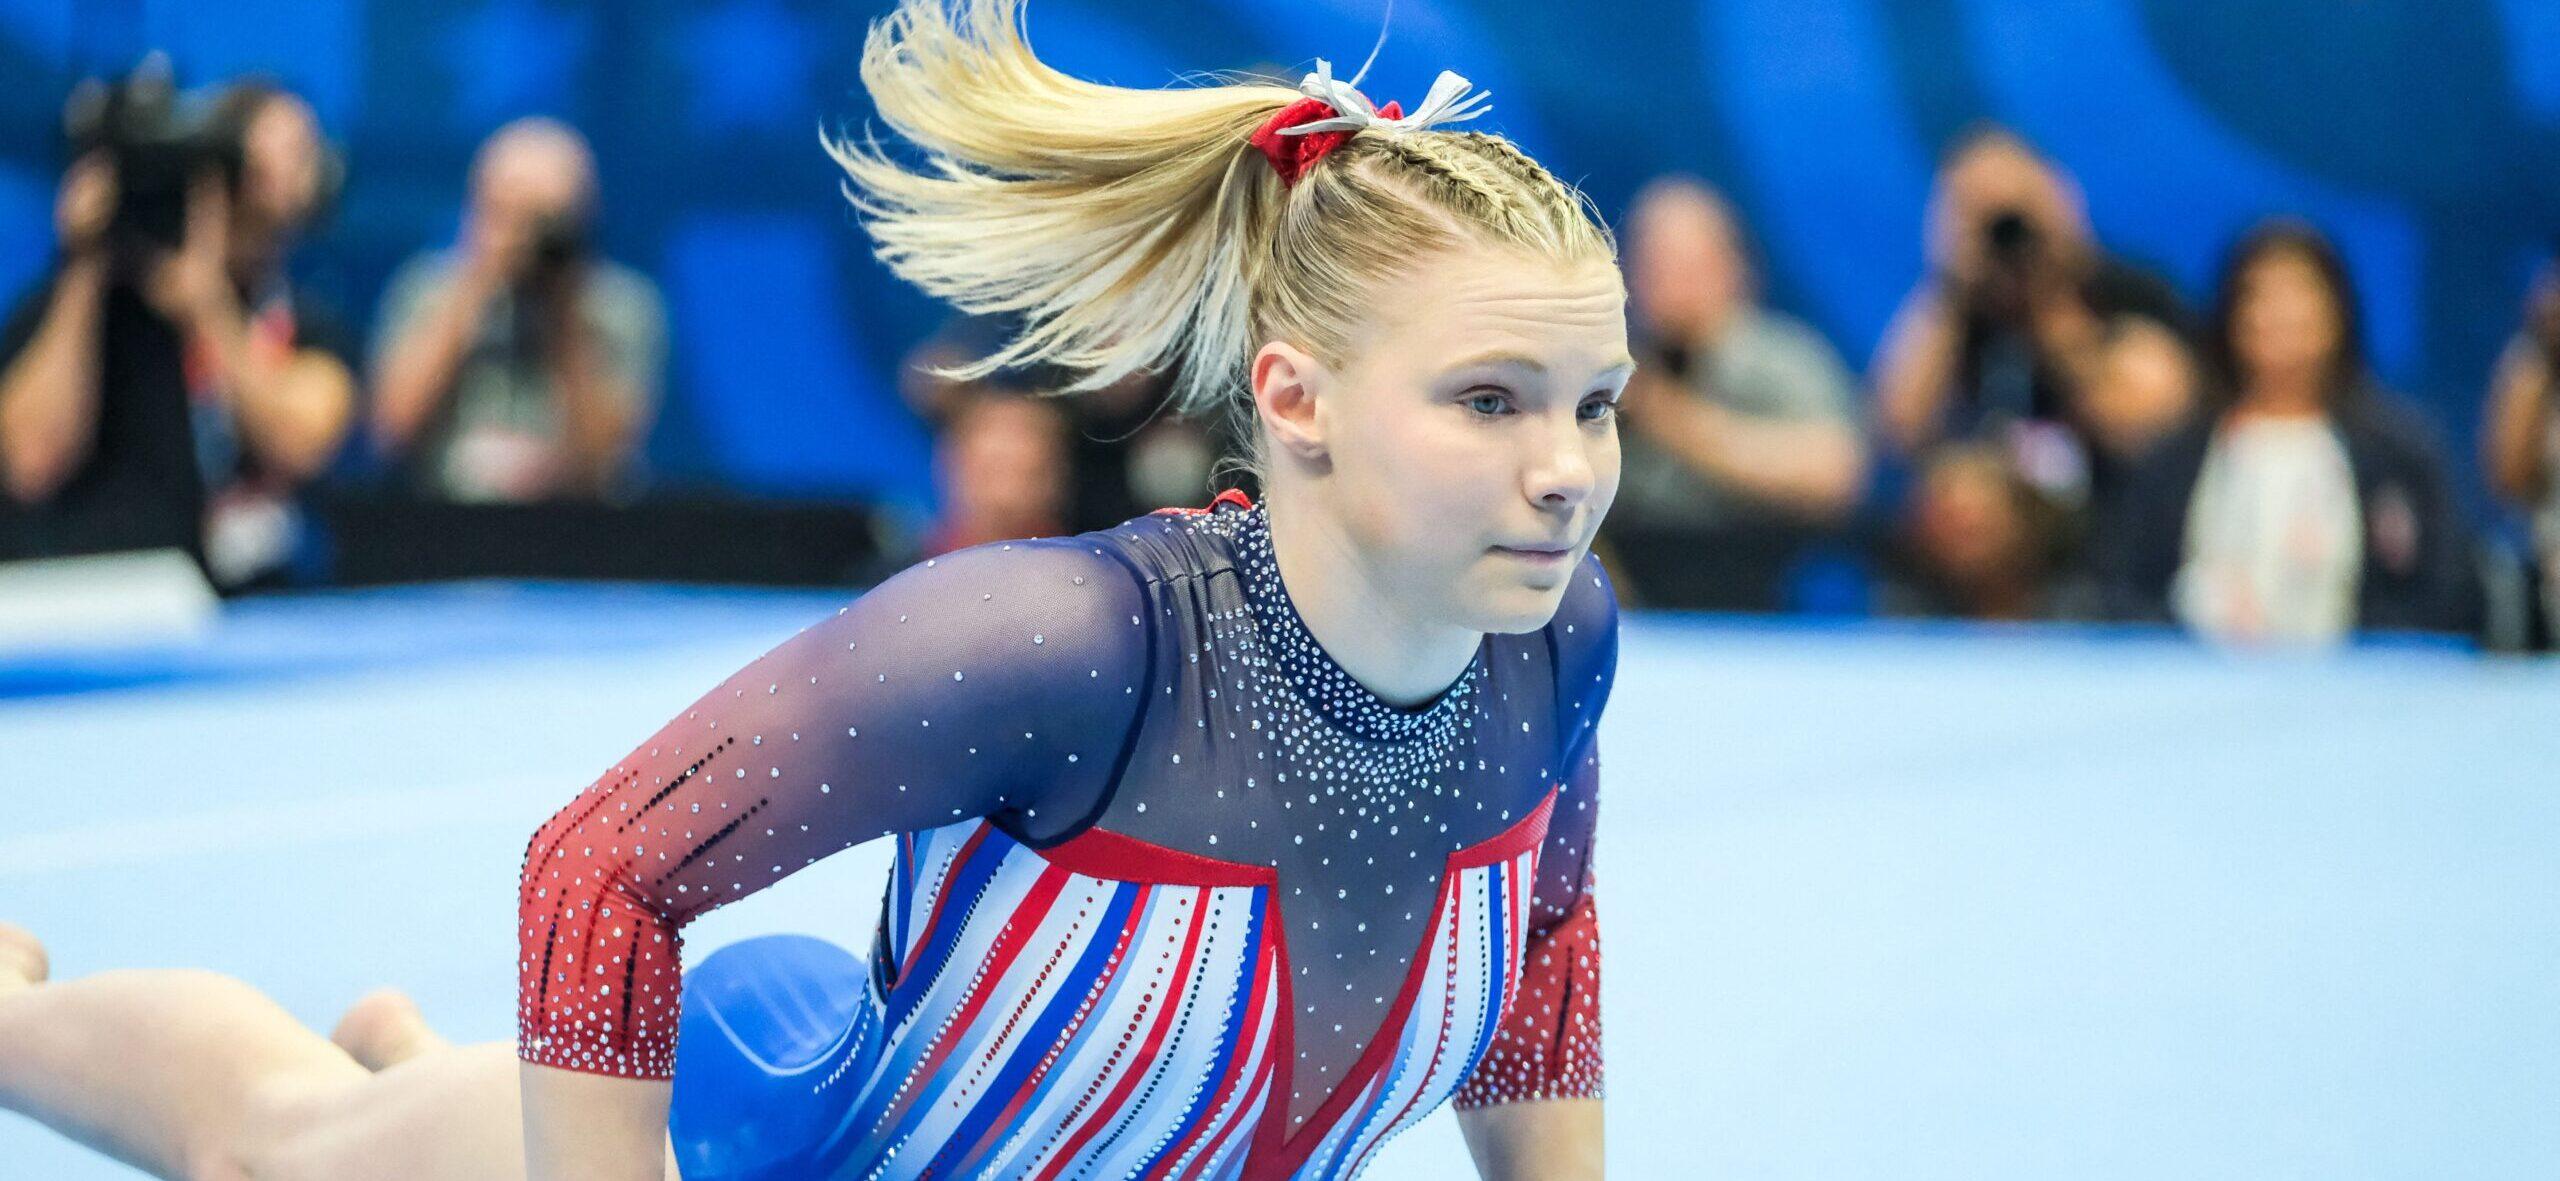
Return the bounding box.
[0,2,1632,1178]
[2096,219,2475,643]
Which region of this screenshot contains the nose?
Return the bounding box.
[1523,410,1595,515]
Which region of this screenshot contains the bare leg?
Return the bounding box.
[0,949,366,1177]
[0,927,535,1181]
[0,922,47,996]
[330,989,452,1072]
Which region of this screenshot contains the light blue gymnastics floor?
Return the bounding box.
[2,583,2554,1179]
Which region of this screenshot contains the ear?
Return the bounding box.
[1251,340,1331,462]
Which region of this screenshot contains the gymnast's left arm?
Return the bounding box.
[512,540,1149,1178]
[1454,561,1617,1179]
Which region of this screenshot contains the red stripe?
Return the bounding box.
[1247,787,1559,1178]
[890,862,1071,1122]
[1042,824,1278,888]
[958,882,1148,1173]
[1357,853,1526,1167]
[1042,885,1216,1170]
[1145,894,1279,1179]
[1451,787,1558,870]
[1028,883,1158,1181]
[1348,870,1473,1172]
[883,823,994,994]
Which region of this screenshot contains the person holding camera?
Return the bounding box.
[2481,257,2560,638]
[371,118,665,503]
[1604,177,1865,609]
[1872,126,2194,485]
[0,76,357,584]
[1868,126,2196,620]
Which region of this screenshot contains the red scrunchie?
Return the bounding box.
[1249,97,1403,188]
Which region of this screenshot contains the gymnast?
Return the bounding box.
[0,1,1629,1176]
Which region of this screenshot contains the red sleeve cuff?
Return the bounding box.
[1454,892,1603,1109]
[518,824,688,1079]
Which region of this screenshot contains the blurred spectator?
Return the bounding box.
[903,313,1218,530]
[1871,126,2202,622]
[2100,220,2478,644]
[371,118,664,503]
[1884,441,2077,621]
[2481,259,2560,636]
[0,73,356,588]
[920,388,1070,556]
[2080,314,2200,468]
[1872,125,2195,501]
[1606,177,1866,608]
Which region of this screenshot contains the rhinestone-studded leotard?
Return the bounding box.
[518,493,1615,1180]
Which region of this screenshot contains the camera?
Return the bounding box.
[60,55,244,265]
[1646,336,1693,382]
[1983,207,2044,277]
[528,211,588,277]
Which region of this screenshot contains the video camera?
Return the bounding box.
[60,55,246,264]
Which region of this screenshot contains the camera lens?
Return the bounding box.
[1985,210,2040,266]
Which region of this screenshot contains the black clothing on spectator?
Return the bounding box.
[0,268,354,566]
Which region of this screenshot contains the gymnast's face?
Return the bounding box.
[1258,244,1630,635]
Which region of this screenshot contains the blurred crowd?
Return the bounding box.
[0,64,667,590]
[2,67,2554,651]
[1618,126,2531,650]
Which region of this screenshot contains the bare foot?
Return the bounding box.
[329,988,451,1071]
[0,922,46,995]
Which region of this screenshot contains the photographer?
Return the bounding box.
[0,73,356,584]
[371,118,664,503]
[2481,257,2560,637]
[1872,126,2194,491]
[1868,127,2196,620]
[1603,177,1866,609]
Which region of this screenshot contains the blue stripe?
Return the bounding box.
[885,833,915,960]
[975,881,1167,1165]
[802,1002,890,1177]
[881,826,1014,1028]
[1132,887,1265,1175]
[834,836,1022,1166]
[1057,888,1219,1169]
[1031,883,1169,1129]
[1463,864,1508,1075]
[928,879,1146,1173]
[1344,866,1504,1175]
[849,872,1164,1179]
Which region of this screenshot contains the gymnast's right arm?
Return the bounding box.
[515,539,1150,1180]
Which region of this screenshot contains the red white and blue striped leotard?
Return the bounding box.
[518,493,1615,1179]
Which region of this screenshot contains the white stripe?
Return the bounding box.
[1075,884,1258,1179]
[898,872,1119,1168]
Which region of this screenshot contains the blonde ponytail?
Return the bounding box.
[830,0,1613,435]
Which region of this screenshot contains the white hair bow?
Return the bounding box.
[1274,58,1493,138]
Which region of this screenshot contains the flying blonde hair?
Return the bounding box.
[827,0,1615,445]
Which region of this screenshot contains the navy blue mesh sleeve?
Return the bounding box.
[517,537,1152,1077]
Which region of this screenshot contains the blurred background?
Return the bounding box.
[3,0,2559,644]
[2,2,2555,1179]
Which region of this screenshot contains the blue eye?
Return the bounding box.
[1579,395,1618,423]
[1464,390,1513,417]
